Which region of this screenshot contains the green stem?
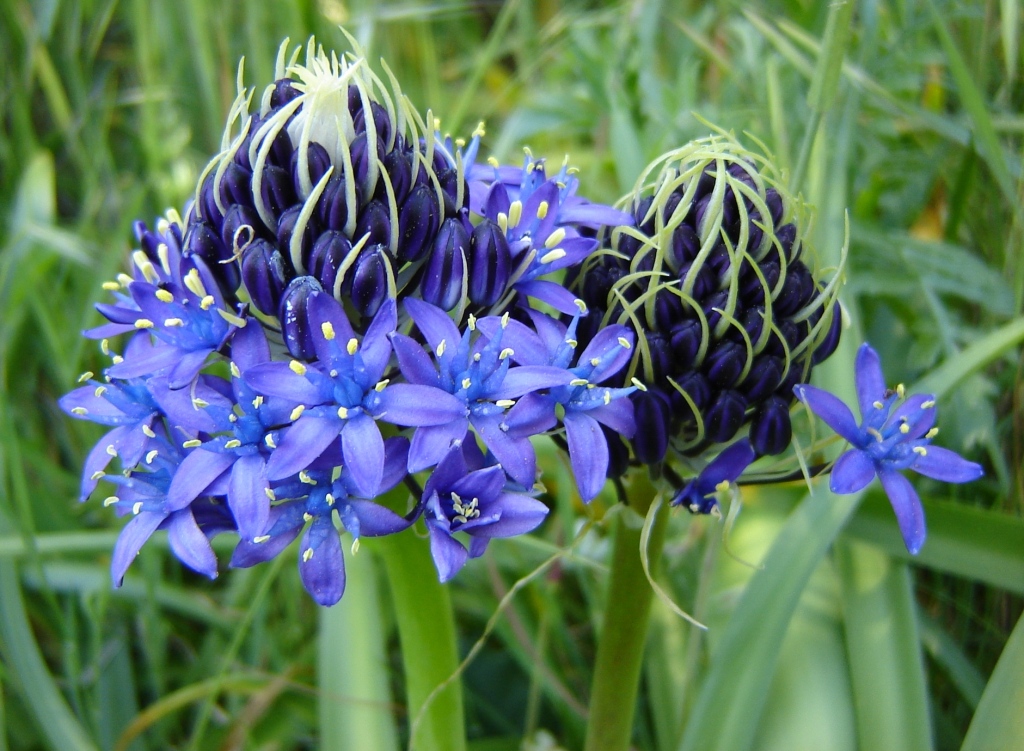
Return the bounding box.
[584,500,669,751]
[378,530,466,751]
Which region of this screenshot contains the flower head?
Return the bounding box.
[795,343,983,554]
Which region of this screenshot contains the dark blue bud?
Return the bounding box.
[668,223,700,271]
[690,168,716,203]
[279,276,325,360]
[645,331,673,381]
[654,288,685,332]
[354,101,394,148]
[580,264,623,311]
[233,117,258,171]
[604,425,631,479]
[670,371,711,426]
[750,394,792,456]
[270,78,301,109]
[775,261,815,317]
[633,196,656,236]
[726,306,766,346]
[438,168,467,216]
[349,133,385,196]
[354,199,392,249]
[812,302,843,365]
[704,340,746,388]
[379,148,413,205]
[632,388,672,464]
[221,162,255,208]
[397,184,441,264]
[276,205,319,271]
[670,319,703,367]
[616,228,643,269]
[221,204,266,255]
[241,238,291,316]
[704,389,747,443]
[318,175,359,233]
[260,164,298,222]
[347,85,362,115]
[467,220,511,306]
[421,218,469,311]
[778,360,807,397]
[343,243,393,319]
[741,355,783,402]
[678,262,716,301]
[307,230,352,294]
[199,174,224,225]
[765,319,801,358]
[290,142,333,198]
[775,223,799,262]
[764,188,784,226]
[184,221,231,266]
[702,291,731,331]
[740,258,780,307]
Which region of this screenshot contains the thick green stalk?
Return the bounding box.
[377,530,466,751]
[584,499,669,751]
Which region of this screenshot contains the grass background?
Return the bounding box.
[0,0,1022,749]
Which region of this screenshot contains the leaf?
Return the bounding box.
[959,611,1024,751]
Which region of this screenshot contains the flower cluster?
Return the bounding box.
[62,38,983,605]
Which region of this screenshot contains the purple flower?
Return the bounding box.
[794,343,984,554]
[420,442,549,582]
[669,438,755,515]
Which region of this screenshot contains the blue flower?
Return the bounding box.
[669,438,755,514]
[794,343,984,554]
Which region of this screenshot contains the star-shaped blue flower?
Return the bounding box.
[794,343,983,554]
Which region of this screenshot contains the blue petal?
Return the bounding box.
[378,384,467,426]
[307,290,357,365]
[405,298,460,353]
[380,437,410,493]
[59,386,131,425]
[829,449,877,494]
[230,318,271,371]
[492,365,573,400]
[111,511,166,586]
[227,453,271,540]
[390,333,441,387]
[586,400,636,438]
[427,521,468,583]
[475,317,550,366]
[888,394,936,439]
[563,412,608,502]
[911,446,984,483]
[168,348,214,389]
[514,279,585,315]
[878,470,926,555]
[696,439,756,495]
[576,324,634,383]
[450,465,506,507]
[467,493,549,539]
[245,362,324,404]
[472,413,536,487]
[266,416,339,481]
[408,419,469,473]
[167,449,235,510]
[343,500,411,536]
[854,343,886,419]
[360,299,397,381]
[423,445,470,499]
[504,393,557,437]
[107,342,182,381]
[231,501,305,565]
[81,429,127,499]
[299,517,345,606]
[794,384,863,444]
[167,509,218,579]
[342,413,384,497]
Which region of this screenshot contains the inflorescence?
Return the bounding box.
[61,36,980,605]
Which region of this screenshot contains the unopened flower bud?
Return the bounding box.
[397,184,441,264]
[307,230,352,294]
[467,220,511,307]
[241,238,291,315]
[343,243,393,319]
[279,275,325,360]
[421,217,468,311]
[750,394,792,456]
[704,389,747,443]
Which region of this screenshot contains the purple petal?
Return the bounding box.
[830,449,877,494]
[587,400,636,437]
[888,394,937,439]
[472,413,537,487]
[476,317,550,366]
[793,384,862,444]
[59,386,130,425]
[469,493,549,539]
[405,298,461,353]
[231,501,305,566]
[912,446,984,483]
[504,393,557,437]
[228,453,271,540]
[563,412,608,502]
[468,535,490,558]
[492,365,574,400]
[450,465,506,507]
[106,342,182,380]
[343,500,411,536]
[80,425,131,499]
[390,333,440,387]
[560,202,634,227]
[380,437,410,493]
[360,299,397,379]
[854,343,886,419]
[299,517,345,605]
[231,318,271,371]
[111,511,166,586]
[342,413,384,497]
[245,362,324,404]
[878,470,926,555]
[266,416,339,480]
[307,291,357,365]
[166,509,218,579]
[409,419,469,473]
[423,444,470,499]
[167,449,235,510]
[167,348,214,389]
[577,324,634,383]
[378,384,467,426]
[514,279,585,315]
[698,439,756,493]
[149,376,228,434]
[427,521,469,583]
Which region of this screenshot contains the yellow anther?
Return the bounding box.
[93,386,107,398]
[715,480,731,493]
[896,383,906,399]
[299,470,316,485]
[265,433,277,449]
[103,496,119,507]
[290,405,305,421]
[913,446,928,456]
[922,400,936,409]
[134,319,154,329]
[462,377,472,390]
[102,281,121,291]
[132,502,143,515]
[590,357,600,366]
[289,360,307,375]
[321,321,336,340]
[164,318,184,327]
[540,249,566,264]
[71,406,88,415]
[926,427,939,439]
[330,369,338,377]
[867,427,883,442]
[573,299,588,314]
[497,212,509,234]
[228,413,237,422]
[184,268,207,298]
[351,538,361,555]
[603,390,612,405]
[473,121,486,138]
[224,439,242,449]
[346,338,358,355]
[106,445,118,456]
[155,289,174,303]
[455,137,466,148]
[326,493,335,506]
[91,470,105,480]
[192,397,209,408]
[566,339,578,348]
[508,200,523,228]
[265,488,276,501]
[252,395,264,409]
[145,449,159,464]
[302,548,314,562]
[617,336,632,349]
[495,399,515,408]
[182,439,202,448]
[473,353,482,362]
[487,156,500,168]
[101,339,110,355]
[253,535,271,544]
[337,406,349,419]
[375,379,390,392]
[631,377,647,392]
[873,400,884,409]
[536,201,549,220]
[468,314,477,331]
[302,512,314,523]
[544,228,565,248]
[499,348,515,360]
[230,362,241,378]
[111,355,124,364]
[436,339,447,357]
[77,371,94,383]
[899,423,910,434]
[569,378,589,387]
[142,424,156,438]
[200,295,215,310]
[501,312,510,328]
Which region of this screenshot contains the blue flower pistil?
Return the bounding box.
[794,343,983,554]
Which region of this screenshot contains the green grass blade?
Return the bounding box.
[919,611,986,710]
[959,612,1024,751]
[836,541,933,751]
[806,0,854,114]
[911,316,1024,398]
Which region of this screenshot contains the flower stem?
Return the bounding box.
[377,530,466,751]
[584,495,669,751]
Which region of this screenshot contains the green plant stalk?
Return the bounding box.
[378,530,466,751]
[583,498,669,751]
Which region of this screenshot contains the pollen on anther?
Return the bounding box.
[495,399,515,408]
[467,314,477,330]
[230,363,241,378]
[913,446,928,456]
[132,502,143,515]
[224,439,242,449]
[254,535,271,544]
[715,480,731,493]
[569,378,589,387]
[499,348,515,360]
[103,496,119,507]
[321,321,336,340]
[540,249,566,264]
[265,433,277,449]
[573,299,588,314]
[925,427,939,439]
[436,339,447,357]
[302,548,315,562]
[544,228,565,248]
[289,360,307,375]
[346,338,359,355]
[106,445,118,456]
[896,384,906,399]
[71,407,88,415]
[145,449,159,464]
[922,400,936,409]
[290,405,305,421]
[375,379,389,392]
[134,319,155,329]
[462,377,472,390]
[265,488,276,501]
[77,371,94,383]
[326,493,335,506]
[102,281,121,291]
[617,336,632,349]
[200,295,215,310]
[143,424,156,438]
[872,400,884,409]
[536,201,549,220]
[338,406,349,419]
[899,423,910,434]
[508,200,523,229]
[183,439,202,448]
[631,377,648,392]
[155,289,174,303]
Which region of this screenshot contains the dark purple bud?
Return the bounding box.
[421,217,469,311]
[702,291,731,331]
[349,133,385,195]
[775,223,799,262]
[318,175,358,233]
[740,258,780,307]
[221,204,266,254]
[354,101,394,148]
[704,389,747,443]
[221,162,255,208]
[764,188,784,226]
[438,168,467,216]
[679,262,716,302]
[670,319,703,367]
[775,261,815,317]
[742,355,783,402]
[632,388,672,464]
[633,196,656,236]
[645,331,673,381]
[654,288,685,332]
[343,243,393,319]
[199,174,224,226]
[616,228,643,268]
[604,425,631,479]
[241,238,291,316]
[307,230,353,294]
[704,340,746,388]
[690,168,716,203]
[707,243,732,278]
[279,276,325,360]
[290,142,333,198]
[670,371,711,426]
[669,224,700,271]
[765,319,802,358]
[750,394,792,456]
[260,164,298,222]
[811,302,843,365]
[581,264,624,311]
[727,306,766,346]
[276,205,319,272]
[397,184,441,264]
[270,78,302,109]
[467,220,511,307]
[354,199,392,249]
[184,221,231,266]
[380,148,413,205]
[233,117,258,171]
[347,85,363,116]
